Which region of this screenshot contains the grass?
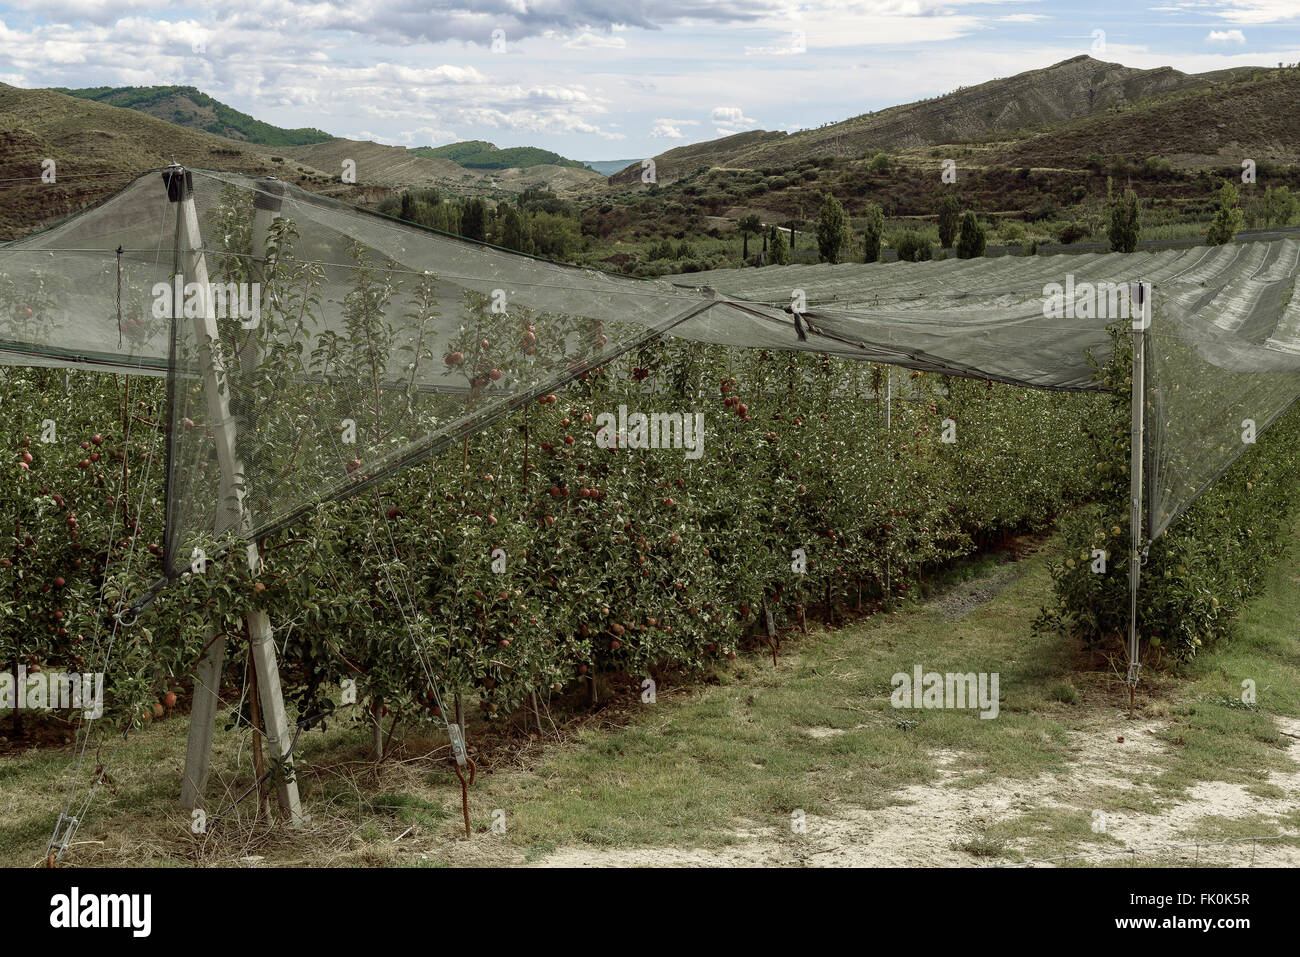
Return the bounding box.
[3,524,1299,867]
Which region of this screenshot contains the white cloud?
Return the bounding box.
[745,28,807,56]
[714,126,738,136]
[347,129,403,145]
[998,14,1045,22]
[2,0,154,26]
[711,106,755,126]
[565,32,626,49]
[1207,29,1247,43]
[400,126,459,144]
[651,119,686,138]
[1206,1,1300,24]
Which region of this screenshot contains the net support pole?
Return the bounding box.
[1127,281,1150,705]
[180,627,225,811]
[243,176,303,823]
[168,165,302,824]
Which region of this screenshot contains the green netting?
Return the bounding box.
[671,243,1300,539]
[1147,270,1300,539]
[1,169,717,575]
[3,169,1300,575]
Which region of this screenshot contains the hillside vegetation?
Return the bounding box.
[413,141,587,170]
[0,84,283,239]
[53,85,334,147]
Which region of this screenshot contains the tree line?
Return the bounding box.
[798,175,1291,265]
[379,187,585,260]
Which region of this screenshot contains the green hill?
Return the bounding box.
[416,140,498,163]
[412,141,587,170]
[53,85,334,147]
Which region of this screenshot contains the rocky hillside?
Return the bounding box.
[0,84,286,239]
[611,56,1267,186]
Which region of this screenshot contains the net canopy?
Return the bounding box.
[668,242,1300,537]
[2,168,1299,574]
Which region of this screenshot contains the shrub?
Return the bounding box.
[1206,180,1244,245]
[1057,221,1090,245]
[938,195,960,248]
[1263,185,1299,227]
[862,203,885,263]
[893,230,932,262]
[1036,326,1300,662]
[816,194,848,264]
[768,227,790,266]
[955,212,987,259]
[998,220,1027,245]
[1107,189,1142,254]
[647,239,677,261]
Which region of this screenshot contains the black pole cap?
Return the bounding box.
[162,165,192,203]
[254,176,286,213]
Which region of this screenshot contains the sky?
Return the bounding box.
[0,1,1298,162]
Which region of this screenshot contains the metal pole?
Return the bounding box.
[885,367,891,432]
[169,165,302,824]
[1127,281,1149,712]
[885,365,891,598]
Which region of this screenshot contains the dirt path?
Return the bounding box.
[518,714,1300,868]
[426,534,1300,869]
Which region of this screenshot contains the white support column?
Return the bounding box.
[885,367,891,432]
[180,624,225,810]
[1127,281,1151,697]
[171,166,302,824]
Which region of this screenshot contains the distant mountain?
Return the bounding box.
[281,138,473,186]
[0,83,291,239]
[53,85,334,147]
[582,159,641,176]
[997,66,1300,170]
[412,141,587,170]
[608,129,786,185]
[278,138,601,193]
[611,56,1271,185]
